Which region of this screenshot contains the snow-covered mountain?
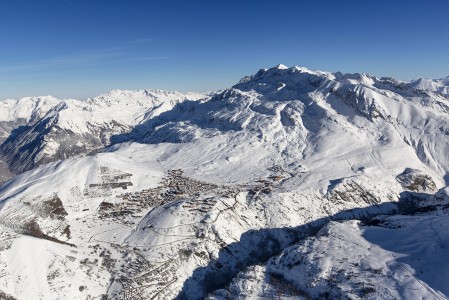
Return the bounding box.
[408,76,449,96]
[0,90,206,180]
[1,65,449,300]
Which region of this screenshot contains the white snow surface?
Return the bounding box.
[0,65,449,299]
[409,77,449,95]
[0,89,206,176]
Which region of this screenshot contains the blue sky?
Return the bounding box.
[0,0,448,99]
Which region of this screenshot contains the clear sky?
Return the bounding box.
[1,0,448,99]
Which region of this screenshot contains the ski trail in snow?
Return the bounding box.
[388,251,444,300]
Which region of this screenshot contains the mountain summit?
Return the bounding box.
[1,65,449,299]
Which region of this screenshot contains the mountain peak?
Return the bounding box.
[275,63,289,70]
[1,64,449,300]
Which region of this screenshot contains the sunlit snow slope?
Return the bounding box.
[0,90,206,179]
[1,65,449,300]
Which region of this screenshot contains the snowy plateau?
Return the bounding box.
[0,64,449,299]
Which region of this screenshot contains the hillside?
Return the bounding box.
[0,65,449,299]
[0,90,205,180]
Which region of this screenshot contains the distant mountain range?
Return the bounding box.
[0,90,206,181]
[1,65,449,299]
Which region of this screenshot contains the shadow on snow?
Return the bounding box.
[175,191,446,299]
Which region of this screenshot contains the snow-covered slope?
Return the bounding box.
[1,65,449,299]
[211,193,449,299]
[0,96,61,183]
[0,90,205,178]
[409,76,449,96]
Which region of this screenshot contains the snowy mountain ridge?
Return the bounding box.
[1,65,449,299]
[409,76,449,95]
[0,89,206,178]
